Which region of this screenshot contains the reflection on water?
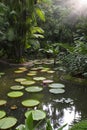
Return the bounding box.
[0,62,87,130]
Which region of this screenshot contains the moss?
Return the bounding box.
[70,120,87,130]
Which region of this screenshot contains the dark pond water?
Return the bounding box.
[0,59,87,130]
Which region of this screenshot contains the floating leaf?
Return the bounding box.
[31,68,39,71]
[0,72,5,76]
[14,70,25,73]
[49,89,65,94]
[21,80,35,86]
[49,83,65,88]
[15,78,26,82]
[10,85,24,90]
[29,71,37,74]
[0,100,7,106]
[25,110,46,121]
[47,70,55,74]
[22,99,40,107]
[40,69,48,72]
[43,80,54,84]
[0,111,6,119]
[0,117,17,129]
[18,67,27,71]
[7,91,23,98]
[27,73,37,76]
[25,86,43,93]
[33,77,46,81]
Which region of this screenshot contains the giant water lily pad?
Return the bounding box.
[47,70,55,74]
[10,85,24,90]
[18,67,27,71]
[7,91,23,98]
[27,73,37,76]
[0,117,17,129]
[0,100,7,106]
[33,77,46,81]
[49,83,65,88]
[0,72,5,76]
[25,86,43,93]
[31,68,39,71]
[15,78,26,82]
[14,70,25,73]
[22,99,40,107]
[25,110,46,121]
[49,89,65,94]
[0,111,6,119]
[21,80,35,86]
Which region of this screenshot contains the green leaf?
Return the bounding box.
[0,100,7,106]
[0,111,6,119]
[35,8,45,22]
[25,110,46,121]
[25,86,43,93]
[16,124,25,130]
[22,99,40,107]
[25,112,33,130]
[7,28,15,41]
[46,120,53,130]
[0,117,17,129]
[7,91,23,98]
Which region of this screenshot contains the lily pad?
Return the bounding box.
[22,99,40,107]
[0,72,5,76]
[14,70,25,73]
[47,70,55,73]
[0,111,6,119]
[43,80,54,84]
[29,71,37,74]
[31,68,39,71]
[33,77,46,81]
[49,83,65,88]
[27,73,37,76]
[7,91,23,98]
[21,80,35,86]
[10,85,24,90]
[18,67,27,71]
[0,117,17,129]
[25,86,43,93]
[25,110,46,121]
[15,78,26,82]
[0,100,7,106]
[49,89,65,94]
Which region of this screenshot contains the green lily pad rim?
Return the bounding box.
[0,116,17,129]
[7,91,23,98]
[25,86,43,93]
[21,80,35,85]
[0,110,6,119]
[10,85,24,90]
[25,109,46,121]
[22,99,40,107]
[0,100,7,106]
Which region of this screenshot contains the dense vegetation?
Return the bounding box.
[0,0,87,77]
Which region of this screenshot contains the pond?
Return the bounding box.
[0,59,87,130]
